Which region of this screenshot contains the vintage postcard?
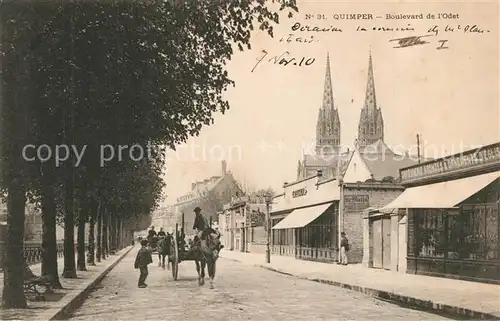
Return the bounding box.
[0,0,498,320]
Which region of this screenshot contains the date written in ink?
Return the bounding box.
[251,50,316,72]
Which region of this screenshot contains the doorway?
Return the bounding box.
[372,216,391,270]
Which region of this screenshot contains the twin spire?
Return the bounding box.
[316,51,384,153]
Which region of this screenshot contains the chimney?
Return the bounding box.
[191,182,196,190]
[221,160,227,175]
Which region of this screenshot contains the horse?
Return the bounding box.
[156,234,172,269]
[192,228,222,289]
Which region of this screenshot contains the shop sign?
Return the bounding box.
[344,195,369,203]
[292,187,308,198]
[344,194,369,212]
[401,143,500,182]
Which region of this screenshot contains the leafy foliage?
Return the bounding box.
[1,0,297,230]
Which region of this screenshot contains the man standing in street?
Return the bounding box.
[340,232,349,265]
[157,227,166,238]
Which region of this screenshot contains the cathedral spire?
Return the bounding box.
[364,51,377,114]
[322,52,335,110]
[316,52,341,155]
[357,52,384,147]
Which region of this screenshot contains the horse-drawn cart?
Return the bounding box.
[168,223,197,280]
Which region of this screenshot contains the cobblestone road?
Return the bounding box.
[69,249,452,320]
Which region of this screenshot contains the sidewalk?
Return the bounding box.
[220,250,500,320]
[0,247,133,320]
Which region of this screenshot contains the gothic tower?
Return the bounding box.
[358,52,384,147]
[316,53,341,155]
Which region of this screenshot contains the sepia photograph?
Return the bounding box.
[0,0,498,320]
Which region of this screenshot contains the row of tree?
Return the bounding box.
[0,0,297,308]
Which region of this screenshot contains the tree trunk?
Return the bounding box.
[108,213,113,254]
[62,175,77,278]
[77,211,86,271]
[96,203,102,262]
[2,184,28,308]
[102,208,108,258]
[110,213,116,253]
[117,217,122,250]
[87,202,97,266]
[40,164,62,289]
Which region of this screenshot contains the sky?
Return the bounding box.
[162,0,499,205]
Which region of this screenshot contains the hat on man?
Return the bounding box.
[194,207,202,213]
[341,232,346,236]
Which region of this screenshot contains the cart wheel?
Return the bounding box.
[171,236,179,280]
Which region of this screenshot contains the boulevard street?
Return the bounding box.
[69,249,451,320]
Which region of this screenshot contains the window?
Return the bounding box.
[450,204,498,260]
[415,209,446,258]
[297,204,338,249]
[415,203,499,261]
[271,218,283,245]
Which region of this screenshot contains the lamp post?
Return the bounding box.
[265,194,272,263]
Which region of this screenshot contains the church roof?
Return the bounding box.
[303,152,352,167]
[359,139,394,155]
[361,154,419,181]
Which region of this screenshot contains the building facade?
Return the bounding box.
[368,142,500,283]
[172,160,242,237]
[270,173,340,262]
[151,205,176,233]
[339,139,423,264]
[221,196,268,253]
[340,182,405,264]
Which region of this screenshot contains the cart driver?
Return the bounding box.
[192,207,223,254]
[192,207,210,239]
[148,226,157,238]
[147,226,157,244]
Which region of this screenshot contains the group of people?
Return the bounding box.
[134,206,222,288]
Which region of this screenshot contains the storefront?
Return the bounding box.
[270,173,340,262]
[381,142,500,283]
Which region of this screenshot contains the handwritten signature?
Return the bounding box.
[389,35,433,48]
[251,50,316,72]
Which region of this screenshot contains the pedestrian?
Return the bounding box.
[340,232,349,265]
[134,239,153,288]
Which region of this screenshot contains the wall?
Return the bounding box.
[343,149,372,183]
[342,184,404,263]
[272,175,340,213]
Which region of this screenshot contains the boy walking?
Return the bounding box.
[134,239,153,288]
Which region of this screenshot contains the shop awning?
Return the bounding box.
[382,171,499,209]
[272,202,333,230]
